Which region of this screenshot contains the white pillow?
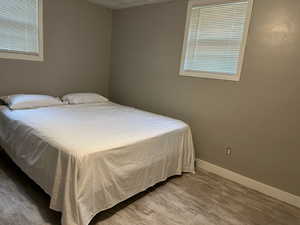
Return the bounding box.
[62,93,108,105]
[0,94,63,110]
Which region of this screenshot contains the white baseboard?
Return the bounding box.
[196,159,300,209]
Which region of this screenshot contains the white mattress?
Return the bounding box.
[0,102,195,225]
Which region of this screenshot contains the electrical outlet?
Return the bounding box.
[225,146,232,156]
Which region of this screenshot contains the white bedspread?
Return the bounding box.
[0,102,195,225]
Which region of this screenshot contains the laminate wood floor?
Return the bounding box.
[0,151,299,225]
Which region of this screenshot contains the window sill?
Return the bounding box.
[179,71,240,82]
[0,52,44,62]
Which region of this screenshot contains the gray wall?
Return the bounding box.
[111,0,300,196]
[0,0,112,97]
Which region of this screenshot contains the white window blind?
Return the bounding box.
[0,0,43,60]
[180,0,253,81]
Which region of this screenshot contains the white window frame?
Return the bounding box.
[179,0,254,81]
[0,0,44,61]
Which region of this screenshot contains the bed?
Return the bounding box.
[0,102,195,225]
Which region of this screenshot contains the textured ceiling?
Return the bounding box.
[88,0,174,9]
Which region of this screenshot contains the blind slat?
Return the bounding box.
[184,1,249,75]
[0,0,39,54]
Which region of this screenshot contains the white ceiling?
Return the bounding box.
[89,0,174,9]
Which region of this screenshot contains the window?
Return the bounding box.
[0,0,43,61]
[180,0,253,81]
